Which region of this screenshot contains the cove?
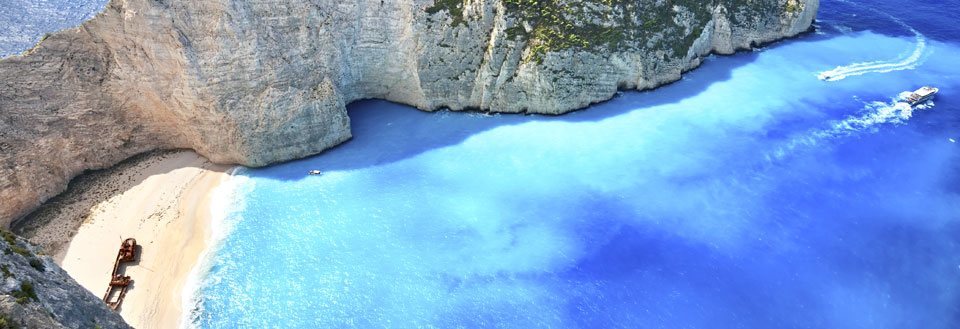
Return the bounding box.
[191,1,960,328]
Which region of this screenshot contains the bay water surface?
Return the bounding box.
[2,0,958,328]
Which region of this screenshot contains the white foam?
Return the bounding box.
[817,36,925,81]
[912,101,935,110]
[770,97,931,161]
[817,1,928,82]
[820,20,854,34]
[180,167,255,329]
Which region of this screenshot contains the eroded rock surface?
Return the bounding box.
[0,232,130,328]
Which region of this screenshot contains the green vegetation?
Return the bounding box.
[12,281,37,304]
[501,0,597,63]
[0,313,20,329]
[726,0,784,26]
[0,231,16,246]
[1,230,44,270]
[425,0,720,63]
[501,0,717,63]
[785,0,802,14]
[426,0,467,26]
[1,231,31,257]
[1,265,11,278]
[8,246,30,258]
[423,0,792,64]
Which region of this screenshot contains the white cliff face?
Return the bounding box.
[0,0,818,226]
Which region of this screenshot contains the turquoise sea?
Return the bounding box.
[2,0,959,328]
[190,1,960,327]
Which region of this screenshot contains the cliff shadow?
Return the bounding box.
[11,150,208,257]
[252,48,767,181]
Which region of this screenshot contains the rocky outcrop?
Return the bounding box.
[0,231,130,328]
[0,0,818,226]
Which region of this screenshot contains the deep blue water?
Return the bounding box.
[2,0,959,328]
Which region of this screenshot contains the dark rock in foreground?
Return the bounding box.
[0,231,129,328]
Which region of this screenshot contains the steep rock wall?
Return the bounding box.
[0,0,818,226]
[0,232,130,328]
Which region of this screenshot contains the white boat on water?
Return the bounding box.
[903,86,939,106]
[308,170,322,175]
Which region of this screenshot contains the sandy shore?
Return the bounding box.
[46,151,231,328]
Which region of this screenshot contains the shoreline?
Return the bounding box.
[22,151,233,328]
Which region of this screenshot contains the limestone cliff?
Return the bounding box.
[0,0,818,226]
[0,232,130,328]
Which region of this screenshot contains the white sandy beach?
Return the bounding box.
[55,151,231,329]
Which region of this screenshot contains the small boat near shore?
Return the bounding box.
[308,170,322,175]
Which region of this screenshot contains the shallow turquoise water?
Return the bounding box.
[191,1,960,324]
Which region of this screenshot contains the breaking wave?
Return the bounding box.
[182,167,254,329]
[817,2,927,81]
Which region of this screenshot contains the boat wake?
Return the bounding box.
[817,3,927,81]
[767,98,932,161]
[818,35,925,81]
